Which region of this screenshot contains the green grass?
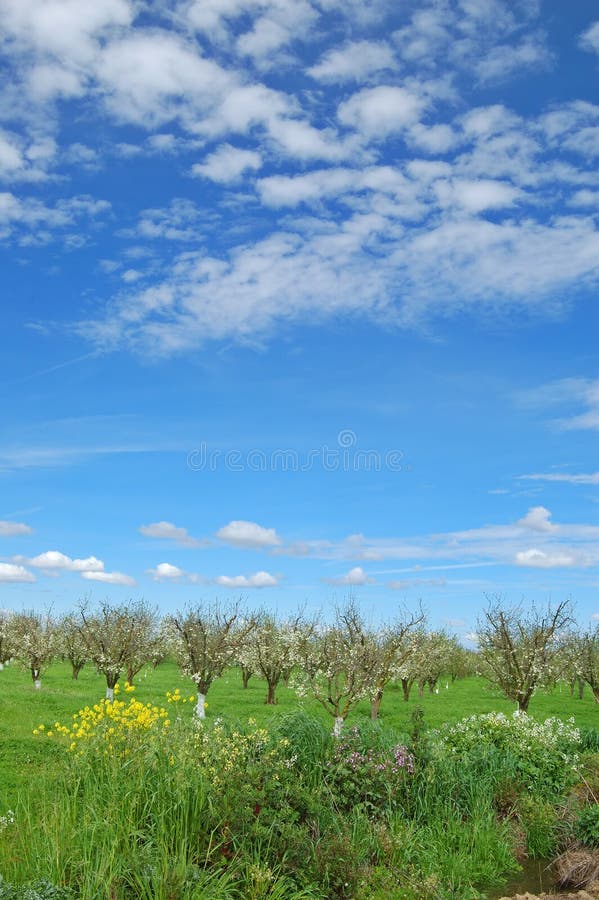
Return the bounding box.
[1,660,596,810]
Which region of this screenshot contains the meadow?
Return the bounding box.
[1,662,598,899]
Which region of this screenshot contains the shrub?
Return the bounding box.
[325,724,414,815]
[435,712,581,796]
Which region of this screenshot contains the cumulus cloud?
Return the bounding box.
[580,21,599,56]
[515,548,577,568]
[146,562,185,581]
[326,566,374,586]
[338,85,425,137]
[475,35,552,84]
[214,570,279,588]
[215,520,281,549]
[308,41,395,83]
[26,550,105,571]
[0,520,32,536]
[81,570,136,586]
[139,521,204,547]
[192,144,262,183]
[516,506,558,533]
[0,562,36,583]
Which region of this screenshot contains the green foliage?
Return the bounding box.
[325,724,414,815]
[435,711,581,796]
[517,796,561,857]
[0,880,72,900]
[580,727,599,752]
[575,803,599,848]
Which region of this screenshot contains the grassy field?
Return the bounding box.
[1,659,597,811]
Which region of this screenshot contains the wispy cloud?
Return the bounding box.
[139,521,206,548]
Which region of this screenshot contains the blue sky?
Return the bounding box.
[1,0,598,640]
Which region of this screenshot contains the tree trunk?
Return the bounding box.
[265,682,277,705]
[106,686,114,702]
[593,687,599,704]
[241,667,252,689]
[577,677,585,700]
[401,678,412,702]
[517,695,531,712]
[72,663,84,680]
[370,690,383,720]
[32,667,41,689]
[195,692,207,719]
[333,716,344,738]
[418,681,424,698]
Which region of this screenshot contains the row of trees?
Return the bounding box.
[1,598,598,730]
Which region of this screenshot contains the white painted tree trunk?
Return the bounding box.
[333,716,344,738]
[0,662,4,671]
[195,693,206,719]
[34,679,41,690]
[106,687,114,702]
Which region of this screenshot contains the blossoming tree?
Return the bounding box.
[477,597,573,712]
[58,614,89,680]
[238,611,314,705]
[7,610,58,689]
[293,601,382,737]
[575,625,599,703]
[78,600,158,700]
[366,608,424,719]
[0,611,12,670]
[165,602,255,719]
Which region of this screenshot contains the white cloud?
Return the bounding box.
[0,0,132,64]
[519,471,599,486]
[475,35,551,84]
[338,85,424,137]
[0,520,32,536]
[326,566,374,585]
[521,377,599,432]
[0,192,110,245]
[515,548,577,568]
[516,506,558,533]
[580,21,599,56]
[192,144,262,183]
[0,562,36,583]
[147,562,185,582]
[308,41,395,83]
[216,520,281,548]
[95,32,234,128]
[434,178,521,213]
[27,550,105,571]
[81,570,136,586]
[139,521,204,547]
[270,505,599,571]
[214,570,279,588]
